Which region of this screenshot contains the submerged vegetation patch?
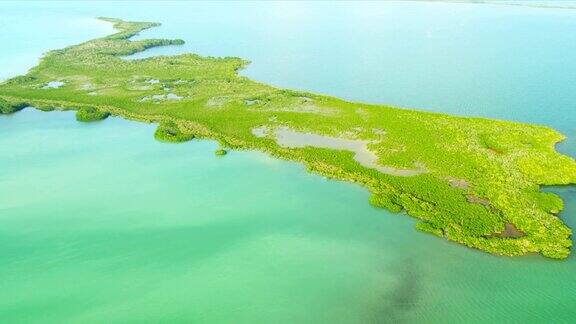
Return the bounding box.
[0,17,575,259]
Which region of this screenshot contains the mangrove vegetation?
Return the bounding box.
[1,18,575,259]
[76,106,110,122]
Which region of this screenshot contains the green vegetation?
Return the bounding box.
[0,97,27,114]
[76,106,110,122]
[0,18,575,259]
[154,121,194,142]
[215,148,228,156]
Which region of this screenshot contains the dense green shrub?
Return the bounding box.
[154,121,194,142]
[0,98,10,113]
[0,98,27,114]
[215,148,227,156]
[76,106,110,122]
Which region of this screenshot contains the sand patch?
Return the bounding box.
[466,195,490,206]
[491,223,525,238]
[447,177,469,190]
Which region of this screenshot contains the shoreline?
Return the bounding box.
[1,17,575,259]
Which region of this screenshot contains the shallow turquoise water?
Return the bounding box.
[1,1,575,323]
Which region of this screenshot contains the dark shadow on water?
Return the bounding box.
[369,258,422,323]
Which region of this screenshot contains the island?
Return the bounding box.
[1,18,575,259]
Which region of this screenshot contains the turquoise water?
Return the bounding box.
[1,1,575,322]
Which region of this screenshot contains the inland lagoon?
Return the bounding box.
[1,1,576,322]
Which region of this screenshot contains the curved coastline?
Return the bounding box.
[1,17,575,259]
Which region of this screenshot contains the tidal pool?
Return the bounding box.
[253,126,426,176]
[139,93,182,102]
[42,81,65,89]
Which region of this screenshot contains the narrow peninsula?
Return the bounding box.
[1,18,575,259]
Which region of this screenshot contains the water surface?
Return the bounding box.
[1,1,575,322]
